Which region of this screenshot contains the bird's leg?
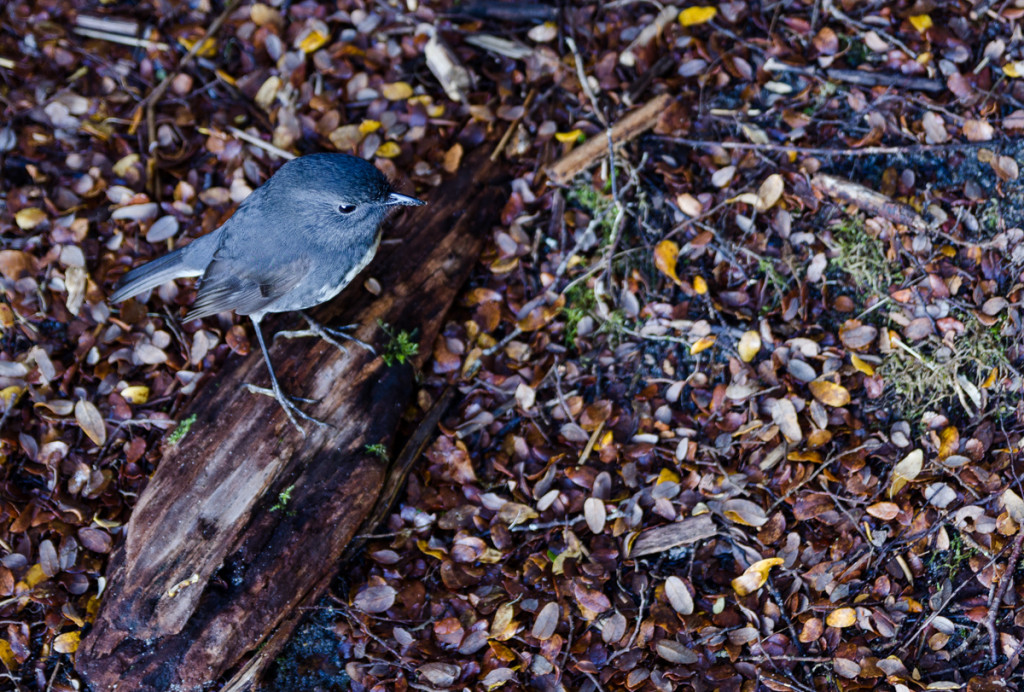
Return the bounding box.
[273,311,376,355]
[244,316,331,437]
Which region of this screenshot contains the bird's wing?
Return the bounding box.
[184,255,309,321]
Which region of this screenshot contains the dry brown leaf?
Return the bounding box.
[756,173,784,211]
[866,502,901,520]
[353,584,396,613]
[799,617,823,643]
[1001,489,1024,525]
[656,639,698,663]
[532,602,559,640]
[443,143,463,174]
[584,497,606,534]
[664,576,694,614]
[417,663,460,687]
[75,400,106,447]
[769,397,802,443]
[722,498,769,527]
[963,119,995,141]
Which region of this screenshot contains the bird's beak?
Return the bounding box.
[386,192,425,207]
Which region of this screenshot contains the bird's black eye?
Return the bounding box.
[338,204,357,214]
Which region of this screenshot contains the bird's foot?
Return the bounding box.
[274,313,376,356]
[244,383,332,437]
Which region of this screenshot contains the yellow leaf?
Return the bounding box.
[416,539,446,560]
[121,386,149,404]
[0,640,16,672]
[982,367,998,388]
[731,557,784,596]
[375,141,402,158]
[678,6,717,26]
[53,630,80,654]
[656,468,680,485]
[654,239,682,285]
[737,330,761,363]
[937,427,959,460]
[826,607,857,628]
[178,36,217,58]
[690,334,715,354]
[693,275,708,294]
[381,82,413,100]
[359,120,382,134]
[15,208,46,230]
[1004,61,1024,78]
[554,129,583,143]
[25,563,47,588]
[113,154,140,177]
[0,385,23,408]
[890,449,923,498]
[297,28,328,53]
[909,14,932,33]
[850,353,875,375]
[787,450,822,462]
[808,380,851,407]
[215,69,236,87]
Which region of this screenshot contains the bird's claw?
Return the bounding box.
[244,384,332,436]
[273,314,377,356]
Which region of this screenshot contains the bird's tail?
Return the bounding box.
[109,248,197,303]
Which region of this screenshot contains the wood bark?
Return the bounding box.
[76,149,506,691]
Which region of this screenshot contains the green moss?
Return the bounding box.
[827,215,899,302]
[377,320,419,367]
[167,414,197,446]
[881,312,1012,419]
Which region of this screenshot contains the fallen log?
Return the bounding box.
[76,148,506,690]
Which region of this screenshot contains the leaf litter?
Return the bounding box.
[0,0,1023,690]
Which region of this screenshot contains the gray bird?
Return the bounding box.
[110,153,423,435]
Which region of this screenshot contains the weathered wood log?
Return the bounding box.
[76,149,506,691]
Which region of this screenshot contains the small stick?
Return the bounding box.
[985,528,1024,663]
[73,28,170,51]
[662,136,980,158]
[811,173,928,230]
[490,88,537,161]
[547,93,671,185]
[227,126,296,160]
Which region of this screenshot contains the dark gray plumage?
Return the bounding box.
[110,153,423,434]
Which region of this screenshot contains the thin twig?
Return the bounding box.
[72,28,170,50]
[227,126,296,160]
[491,88,537,161]
[661,136,982,157]
[985,528,1024,663]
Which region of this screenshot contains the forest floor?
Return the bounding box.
[1,0,1024,690]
